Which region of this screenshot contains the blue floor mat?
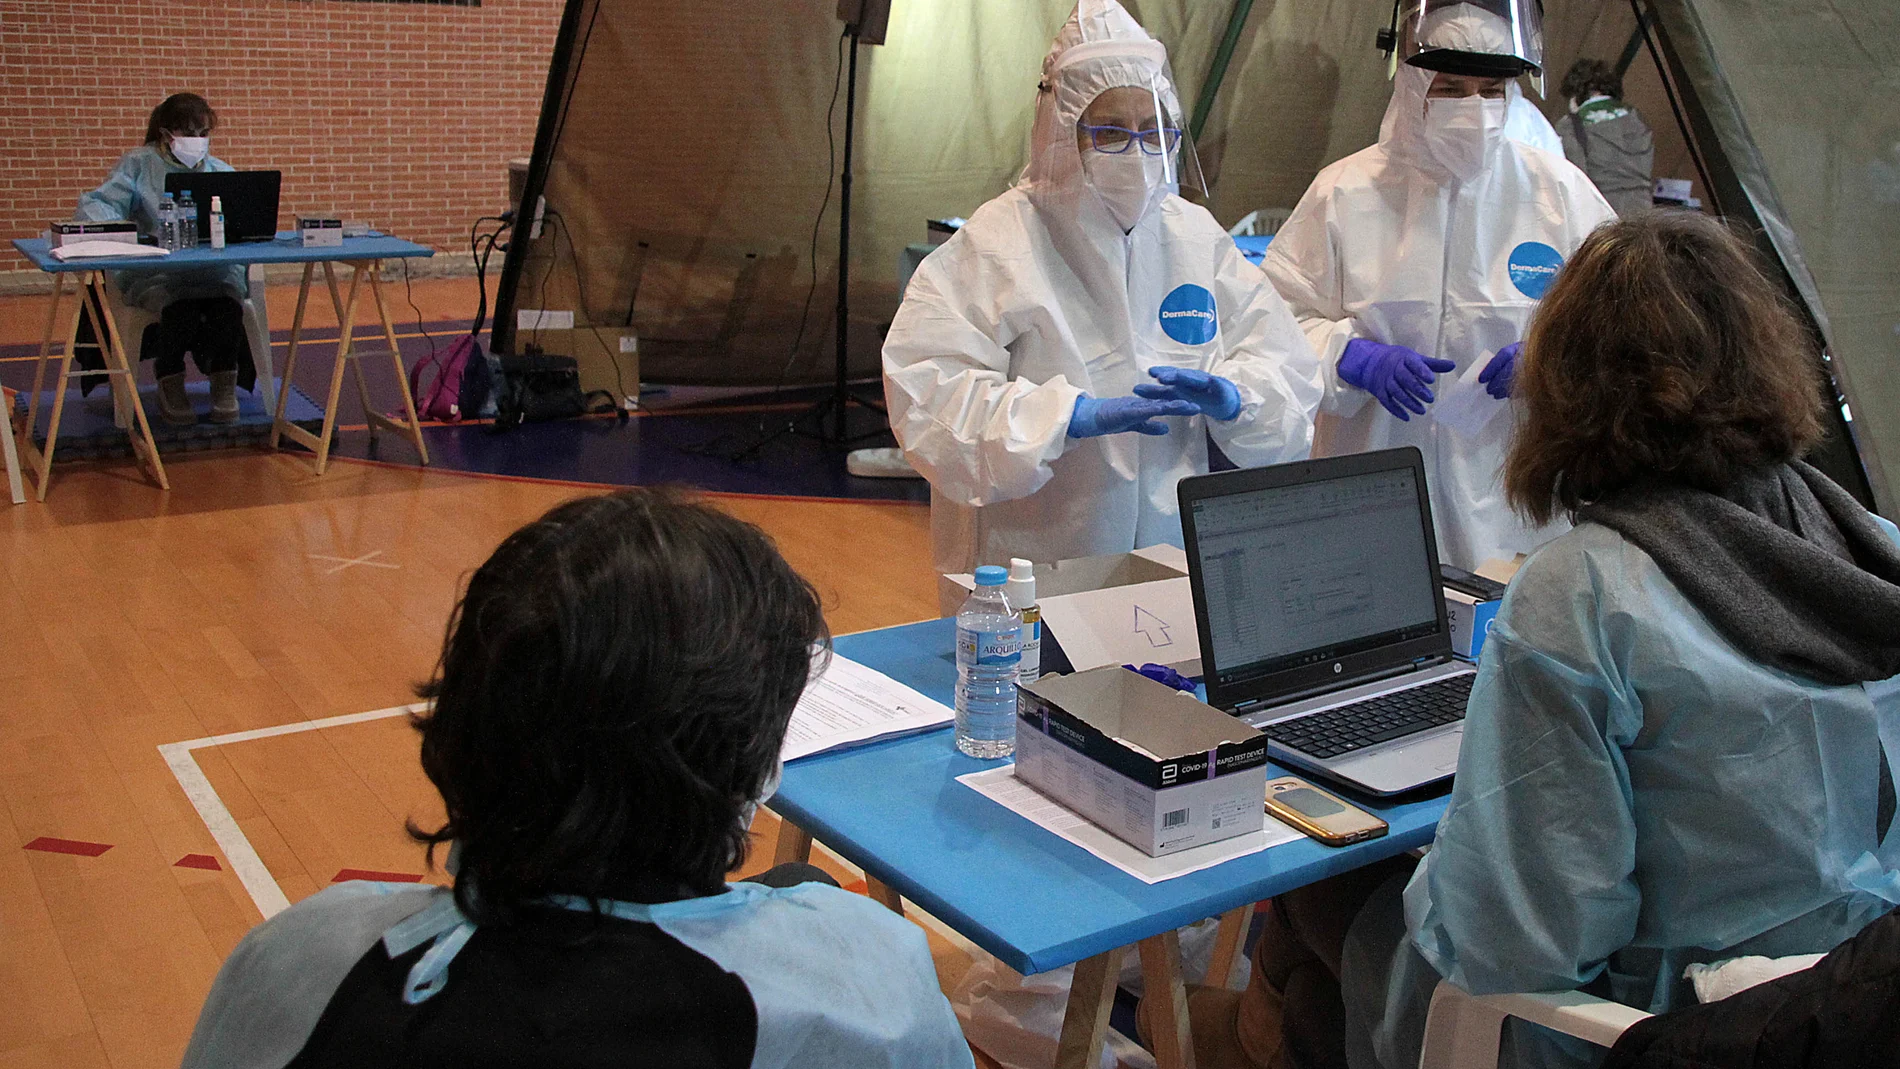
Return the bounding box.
[10,377,321,460]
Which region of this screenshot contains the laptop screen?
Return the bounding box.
[1189,466,1441,689]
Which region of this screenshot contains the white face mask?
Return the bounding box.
[170,136,209,168]
[1082,148,1169,231]
[1422,97,1505,182]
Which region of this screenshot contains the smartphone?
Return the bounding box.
[1265,776,1389,846]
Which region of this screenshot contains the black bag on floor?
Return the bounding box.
[493,353,585,429]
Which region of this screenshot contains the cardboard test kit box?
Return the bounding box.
[1016,665,1267,857]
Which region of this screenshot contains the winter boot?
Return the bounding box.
[157,374,196,426]
[208,371,240,424]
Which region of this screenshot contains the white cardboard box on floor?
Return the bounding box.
[1015,665,1266,857]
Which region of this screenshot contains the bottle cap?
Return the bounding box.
[973,565,1007,587]
[211,196,222,210]
[1005,558,1036,609]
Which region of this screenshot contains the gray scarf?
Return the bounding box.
[1578,462,1900,686]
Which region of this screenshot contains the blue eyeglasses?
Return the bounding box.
[1081,125,1183,155]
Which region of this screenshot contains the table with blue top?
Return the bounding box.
[773,617,1449,1069]
[8,232,433,497]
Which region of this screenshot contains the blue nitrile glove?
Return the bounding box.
[1133,366,1243,421]
[1123,663,1196,692]
[1068,394,1203,438]
[1337,339,1458,421]
[1478,342,1521,400]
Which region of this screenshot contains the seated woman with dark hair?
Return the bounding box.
[1184,212,1900,1069]
[181,490,975,1069]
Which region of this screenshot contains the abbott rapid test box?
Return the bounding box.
[1015,666,1266,857]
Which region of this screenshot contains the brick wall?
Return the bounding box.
[0,0,564,273]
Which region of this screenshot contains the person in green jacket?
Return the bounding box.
[77,93,254,425]
[1557,59,1655,218]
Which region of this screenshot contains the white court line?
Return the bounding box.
[158,703,424,919]
[162,703,988,963]
[308,550,400,574]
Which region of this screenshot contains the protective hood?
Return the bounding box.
[1378,3,1527,177]
[1020,0,1188,225]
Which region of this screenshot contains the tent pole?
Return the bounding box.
[1189,0,1256,144]
[833,26,861,441]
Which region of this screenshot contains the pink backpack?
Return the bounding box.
[409,334,477,422]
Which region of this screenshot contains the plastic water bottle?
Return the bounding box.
[156,195,178,250]
[955,565,1023,758]
[177,191,198,247]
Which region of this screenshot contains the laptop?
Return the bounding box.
[1178,447,1475,796]
[164,170,282,243]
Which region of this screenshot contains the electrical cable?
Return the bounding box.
[681,26,849,462]
[545,208,634,406]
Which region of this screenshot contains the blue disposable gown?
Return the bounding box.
[75,144,248,313]
[1347,517,1900,1069]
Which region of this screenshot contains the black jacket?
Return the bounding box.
[1601,908,1900,1068]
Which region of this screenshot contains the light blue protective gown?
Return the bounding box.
[75,144,247,313]
[182,879,975,1069]
[1345,516,1900,1069]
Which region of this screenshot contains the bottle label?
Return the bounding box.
[957,625,1022,668]
[1019,620,1041,682]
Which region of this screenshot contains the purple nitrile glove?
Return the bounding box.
[1068,394,1202,438]
[1338,339,1457,421]
[1478,342,1521,400]
[1133,365,1243,421]
[1123,662,1196,692]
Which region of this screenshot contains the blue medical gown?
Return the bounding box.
[1348,517,1900,1069]
[75,145,248,313]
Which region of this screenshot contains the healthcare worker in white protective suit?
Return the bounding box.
[883,0,1322,578]
[1264,0,1615,570]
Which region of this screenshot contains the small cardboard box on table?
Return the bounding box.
[1015,666,1267,857]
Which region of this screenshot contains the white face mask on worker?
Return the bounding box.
[1422,97,1505,182]
[170,136,209,167]
[1083,149,1168,231]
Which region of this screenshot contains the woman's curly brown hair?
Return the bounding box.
[1505,211,1827,526]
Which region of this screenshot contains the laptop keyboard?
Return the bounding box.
[1263,674,1474,760]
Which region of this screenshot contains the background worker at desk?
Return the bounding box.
[882,0,1322,576]
[75,92,255,426]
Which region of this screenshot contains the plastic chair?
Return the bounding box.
[104,263,276,426]
[1227,208,1293,239]
[1417,981,1652,1069]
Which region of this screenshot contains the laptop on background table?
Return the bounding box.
[164,170,282,243]
[1178,447,1475,796]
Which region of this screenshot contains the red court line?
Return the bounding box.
[174,853,222,871]
[23,836,113,857]
[333,868,425,883]
[321,454,931,508]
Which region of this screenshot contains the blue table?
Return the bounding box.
[772,617,1449,1068]
[9,233,433,496]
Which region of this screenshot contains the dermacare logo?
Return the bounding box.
[1158,284,1218,344]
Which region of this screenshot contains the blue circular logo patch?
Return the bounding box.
[1158,284,1218,345]
[1507,242,1565,299]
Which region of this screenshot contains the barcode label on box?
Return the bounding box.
[1162,808,1188,829]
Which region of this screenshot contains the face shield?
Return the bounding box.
[1387,0,1546,97]
[1031,28,1207,232]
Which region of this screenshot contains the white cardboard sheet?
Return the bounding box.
[957,765,1301,884]
[1033,576,1202,673]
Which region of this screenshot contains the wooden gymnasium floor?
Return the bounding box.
[0,279,1008,1068]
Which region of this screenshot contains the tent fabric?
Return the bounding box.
[501,0,1399,386]
[1645,0,1898,518]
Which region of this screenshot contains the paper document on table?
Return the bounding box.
[1035,576,1201,673]
[957,765,1301,884]
[783,654,955,762]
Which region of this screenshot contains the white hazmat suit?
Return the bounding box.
[1265,9,1615,570]
[882,0,1322,576]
